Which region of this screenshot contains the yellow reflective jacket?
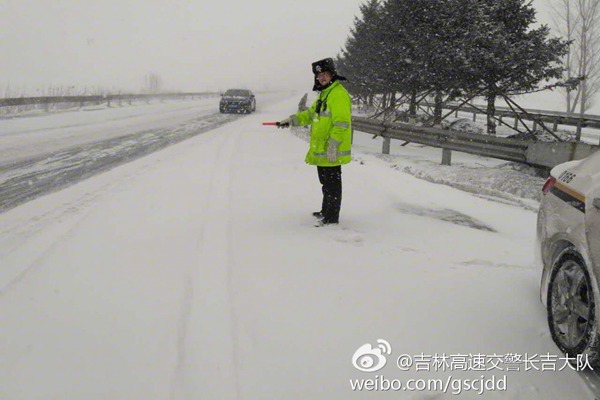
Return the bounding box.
[291,80,352,166]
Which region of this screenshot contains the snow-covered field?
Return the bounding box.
[0,93,593,399]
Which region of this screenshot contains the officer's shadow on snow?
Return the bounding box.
[395,202,497,233]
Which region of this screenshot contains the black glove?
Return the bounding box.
[276,117,292,129]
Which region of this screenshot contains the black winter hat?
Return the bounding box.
[311,57,348,91]
[312,58,338,75]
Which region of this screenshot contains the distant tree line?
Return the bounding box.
[337,0,571,134]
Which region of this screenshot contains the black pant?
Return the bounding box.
[317,166,342,223]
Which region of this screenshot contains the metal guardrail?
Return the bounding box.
[0,92,218,108]
[0,95,105,107]
[353,116,600,169]
[438,103,600,132]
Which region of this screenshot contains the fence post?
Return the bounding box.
[472,112,476,122]
[553,119,558,131]
[382,136,391,155]
[442,148,452,166]
[576,118,583,141]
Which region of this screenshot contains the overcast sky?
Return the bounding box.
[1,0,364,94]
[1,1,557,96]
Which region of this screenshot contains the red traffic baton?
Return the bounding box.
[262,122,278,126]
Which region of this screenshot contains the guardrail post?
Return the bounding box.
[513,117,518,129]
[576,119,583,141]
[553,119,558,131]
[382,136,391,155]
[441,148,452,166]
[532,120,538,131]
[472,112,476,122]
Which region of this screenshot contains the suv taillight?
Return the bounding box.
[542,177,557,195]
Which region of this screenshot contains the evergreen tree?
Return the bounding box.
[340,0,569,132]
[378,0,426,116]
[337,0,385,108]
[462,0,569,133]
[386,0,479,123]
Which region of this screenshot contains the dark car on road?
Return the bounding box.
[219,89,256,114]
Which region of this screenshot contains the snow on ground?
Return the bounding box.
[1,95,219,166]
[353,137,546,212]
[0,94,593,399]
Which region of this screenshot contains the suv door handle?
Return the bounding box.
[594,198,600,210]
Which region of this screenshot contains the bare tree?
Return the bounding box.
[551,0,600,113]
[143,72,163,94]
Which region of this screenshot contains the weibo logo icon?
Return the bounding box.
[351,339,392,372]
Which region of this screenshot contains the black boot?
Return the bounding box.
[314,218,339,227]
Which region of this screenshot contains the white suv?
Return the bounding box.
[538,150,600,365]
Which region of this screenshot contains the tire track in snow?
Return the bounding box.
[170,270,194,400]
[169,128,241,400]
[169,130,226,400]
[0,115,241,297]
[225,130,242,400]
[0,203,100,297]
[0,169,152,296]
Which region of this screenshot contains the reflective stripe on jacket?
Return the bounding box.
[292,80,352,166]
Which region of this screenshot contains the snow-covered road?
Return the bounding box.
[0,93,593,399]
[0,112,243,212]
[0,97,219,165]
